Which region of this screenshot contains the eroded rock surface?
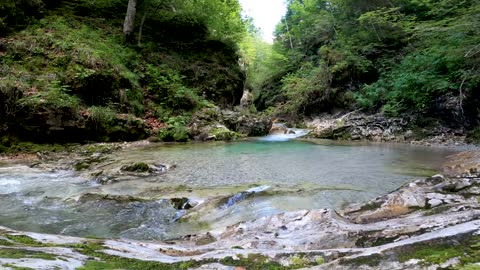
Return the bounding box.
[306,112,470,147]
[1,169,479,269]
[188,107,272,140]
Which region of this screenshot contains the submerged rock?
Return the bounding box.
[120,162,168,175]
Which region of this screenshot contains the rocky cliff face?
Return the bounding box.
[306,112,470,147]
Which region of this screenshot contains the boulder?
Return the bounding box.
[188,107,272,140]
[306,112,408,142]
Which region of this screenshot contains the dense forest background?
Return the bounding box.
[255,0,480,127]
[0,0,479,149]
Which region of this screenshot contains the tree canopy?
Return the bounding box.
[255,0,480,126]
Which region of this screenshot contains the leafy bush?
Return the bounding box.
[158,125,189,142]
[86,106,117,129]
[19,81,81,112]
[0,0,45,35]
[466,127,480,144]
[143,64,202,111]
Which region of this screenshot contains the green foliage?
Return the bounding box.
[19,81,81,112]
[143,65,202,112]
[0,0,46,35]
[2,16,142,112]
[466,127,480,144]
[210,127,240,141]
[239,33,288,96]
[87,106,117,129]
[261,0,480,122]
[157,117,190,142]
[0,0,249,148]
[357,10,480,115]
[178,0,246,44]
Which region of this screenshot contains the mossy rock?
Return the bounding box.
[121,163,151,173]
[210,127,240,141]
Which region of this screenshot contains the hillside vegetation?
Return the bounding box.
[1,0,480,150]
[0,0,248,146]
[255,0,480,129]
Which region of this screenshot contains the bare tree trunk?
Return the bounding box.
[123,0,137,42]
[137,11,147,46]
[283,18,294,50]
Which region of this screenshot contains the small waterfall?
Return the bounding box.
[259,123,310,142]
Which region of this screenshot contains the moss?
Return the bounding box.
[5,234,46,247]
[290,255,310,268]
[74,241,204,270]
[399,244,464,264]
[316,256,325,265]
[73,156,107,171]
[121,163,151,173]
[0,137,72,154]
[210,127,240,141]
[459,264,480,270]
[397,237,480,267]
[355,231,397,248]
[0,248,57,260]
[340,254,382,267]
[220,254,287,270]
[0,238,14,246]
[423,204,455,216]
[174,185,189,192]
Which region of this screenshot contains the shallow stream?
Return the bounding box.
[0,139,457,240]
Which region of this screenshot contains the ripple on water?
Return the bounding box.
[0,140,458,240]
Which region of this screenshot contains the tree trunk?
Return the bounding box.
[123,0,137,42]
[137,11,147,46]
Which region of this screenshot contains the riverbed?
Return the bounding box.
[0,139,457,240]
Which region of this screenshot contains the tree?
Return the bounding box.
[123,0,137,42]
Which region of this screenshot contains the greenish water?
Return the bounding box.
[0,140,457,240]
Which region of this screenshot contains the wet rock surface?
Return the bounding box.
[1,141,479,269]
[1,167,479,269]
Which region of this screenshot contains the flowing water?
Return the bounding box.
[0,139,457,240]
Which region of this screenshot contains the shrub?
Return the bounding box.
[466,127,480,144]
[19,81,81,113]
[143,64,202,111]
[86,106,117,129]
